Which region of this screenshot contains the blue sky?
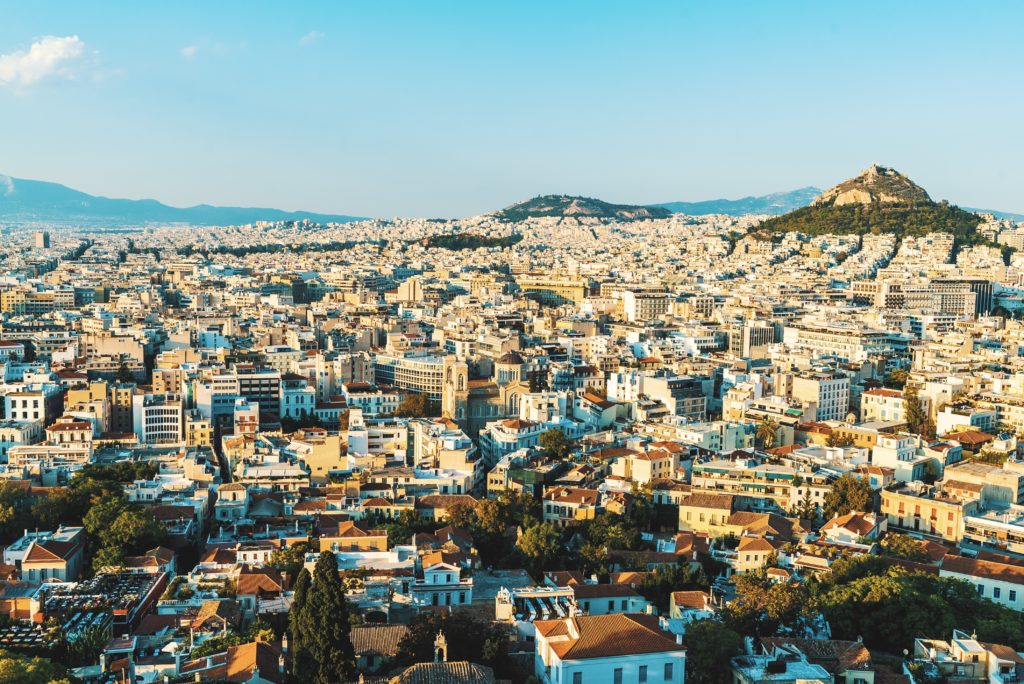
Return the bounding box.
[1,1,1022,217]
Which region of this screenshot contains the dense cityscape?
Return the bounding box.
[4,2,1024,683]
[0,163,1021,684]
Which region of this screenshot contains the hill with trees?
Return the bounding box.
[754,165,988,246]
[494,195,672,222]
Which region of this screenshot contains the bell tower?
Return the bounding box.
[442,355,469,422]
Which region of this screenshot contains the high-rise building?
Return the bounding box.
[33,231,50,249]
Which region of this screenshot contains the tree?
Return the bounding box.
[826,432,854,448]
[794,488,818,522]
[269,540,309,579]
[443,500,476,530]
[726,571,808,636]
[822,473,873,520]
[396,611,511,676]
[85,497,166,573]
[684,620,743,684]
[755,419,779,450]
[116,362,134,384]
[879,532,927,562]
[303,551,356,683]
[637,562,709,611]
[884,368,908,389]
[394,392,429,418]
[516,522,561,577]
[0,650,70,684]
[0,483,33,544]
[903,385,927,436]
[288,568,312,677]
[63,625,110,667]
[539,429,572,459]
[810,557,1024,652]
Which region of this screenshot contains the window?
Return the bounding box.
[573,673,582,684]
[640,665,648,682]
[1010,590,1017,602]
[977,584,985,595]
[613,669,623,684]
[664,662,673,680]
[994,587,1001,599]
[608,600,614,611]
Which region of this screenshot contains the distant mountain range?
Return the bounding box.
[2,172,1021,226]
[963,207,1024,222]
[653,187,822,216]
[0,175,364,226]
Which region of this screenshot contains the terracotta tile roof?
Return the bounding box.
[681,492,734,511]
[981,642,1024,665]
[534,613,684,660]
[864,388,902,398]
[761,637,873,673]
[589,446,638,461]
[942,430,995,446]
[237,569,284,596]
[942,554,1024,586]
[390,661,495,683]
[671,590,711,610]
[350,624,409,657]
[24,539,79,563]
[201,548,237,564]
[225,640,285,683]
[737,536,781,553]
[322,520,386,538]
[821,512,877,536]
[46,421,92,431]
[416,494,477,510]
[544,486,600,506]
[571,583,641,599]
[545,570,586,586]
[191,600,242,630]
[609,571,651,586]
[500,418,537,430]
[727,512,799,540]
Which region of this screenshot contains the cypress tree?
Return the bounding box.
[288,568,312,676]
[305,550,356,683]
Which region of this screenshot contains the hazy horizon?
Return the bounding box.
[3,1,1023,217]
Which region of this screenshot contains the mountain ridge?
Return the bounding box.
[2,173,1021,226]
[653,187,821,216]
[0,175,365,226]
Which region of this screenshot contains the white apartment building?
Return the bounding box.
[534,614,686,684]
[790,371,850,422]
[0,419,43,462]
[132,393,185,445]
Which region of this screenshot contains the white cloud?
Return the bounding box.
[298,31,324,47]
[180,45,199,59]
[0,35,86,88]
[0,175,13,195]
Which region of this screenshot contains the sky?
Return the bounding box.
[1,1,1023,218]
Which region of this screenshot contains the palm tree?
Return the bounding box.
[756,418,779,449]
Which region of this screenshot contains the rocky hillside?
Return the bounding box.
[812,164,931,206]
[756,165,986,245]
[494,195,672,222]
